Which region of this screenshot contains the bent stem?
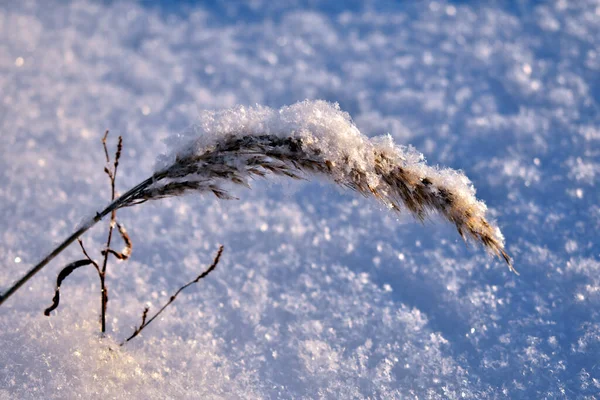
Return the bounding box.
[0,175,159,308]
[121,245,224,345]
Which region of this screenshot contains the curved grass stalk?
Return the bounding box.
[0,101,515,308]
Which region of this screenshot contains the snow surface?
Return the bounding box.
[0,0,599,398]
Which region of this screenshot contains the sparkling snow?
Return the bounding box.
[1,0,599,398]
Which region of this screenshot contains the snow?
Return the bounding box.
[154,100,507,263]
[1,0,599,398]
[160,101,371,169]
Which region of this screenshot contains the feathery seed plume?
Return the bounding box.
[0,100,515,309]
[129,100,514,272]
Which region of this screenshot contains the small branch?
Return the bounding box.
[100,223,132,260]
[43,259,94,316]
[98,133,124,333]
[102,130,110,163]
[78,238,100,274]
[121,245,224,345]
[125,307,149,343]
[76,238,109,327]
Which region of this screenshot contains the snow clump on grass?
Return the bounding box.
[148,100,513,271]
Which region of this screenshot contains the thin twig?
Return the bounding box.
[102,130,110,163]
[77,238,110,324]
[40,135,135,335]
[0,175,156,308]
[43,259,94,316]
[78,238,100,274]
[121,245,224,345]
[100,223,132,260]
[98,133,123,333]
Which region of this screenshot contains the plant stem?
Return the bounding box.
[98,134,121,334]
[122,245,223,345]
[0,176,157,308]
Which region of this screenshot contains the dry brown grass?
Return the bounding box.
[0,107,516,311]
[122,133,514,272]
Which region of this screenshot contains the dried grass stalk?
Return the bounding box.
[128,132,514,272]
[0,101,515,308]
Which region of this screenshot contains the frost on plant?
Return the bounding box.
[0,100,515,319]
[144,100,514,271]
